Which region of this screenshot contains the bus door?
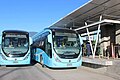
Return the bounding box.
[45,34,52,64]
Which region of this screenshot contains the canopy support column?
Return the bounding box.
[85,22,94,58]
[93,15,102,58]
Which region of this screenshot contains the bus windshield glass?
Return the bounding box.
[2,33,29,57]
[53,31,80,59]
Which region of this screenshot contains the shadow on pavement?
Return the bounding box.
[3,60,37,67]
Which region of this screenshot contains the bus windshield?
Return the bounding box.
[2,34,29,57]
[53,32,80,59]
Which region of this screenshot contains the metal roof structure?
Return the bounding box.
[50,0,120,33]
[50,0,120,58]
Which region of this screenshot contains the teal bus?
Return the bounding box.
[31,27,83,68]
[0,30,32,65]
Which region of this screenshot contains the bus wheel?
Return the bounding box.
[40,56,45,68]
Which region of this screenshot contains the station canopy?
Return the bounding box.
[50,0,120,34]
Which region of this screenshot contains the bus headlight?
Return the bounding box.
[55,57,61,62]
[53,54,61,62]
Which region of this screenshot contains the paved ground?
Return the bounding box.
[106,59,120,80]
[0,65,51,80]
[0,63,117,80]
[82,57,120,80]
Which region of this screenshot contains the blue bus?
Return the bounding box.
[0,35,1,56]
[31,27,83,68]
[0,30,32,65]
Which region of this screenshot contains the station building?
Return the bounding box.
[50,0,120,59]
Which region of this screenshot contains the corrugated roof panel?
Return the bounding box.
[51,0,120,30]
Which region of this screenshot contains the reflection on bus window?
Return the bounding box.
[2,34,29,57]
[54,33,80,48]
[53,32,80,56]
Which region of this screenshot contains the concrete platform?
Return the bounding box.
[82,57,113,66]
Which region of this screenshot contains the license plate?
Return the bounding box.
[67,63,72,66]
[13,61,18,63]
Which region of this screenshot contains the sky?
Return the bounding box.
[0,0,90,34]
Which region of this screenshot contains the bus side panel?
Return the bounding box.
[33,48,52,67]
[33,48,42,62]
[42,52,52,67]
[0,50,1,65]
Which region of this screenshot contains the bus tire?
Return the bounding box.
[40,56,45,68]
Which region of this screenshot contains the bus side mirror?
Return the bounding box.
[29,37,33,45]
[47,34,52,43]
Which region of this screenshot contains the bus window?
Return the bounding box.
[4,38,10,47]
[13,38,18,47]
[44,38,52,58]
[47,41,52,58]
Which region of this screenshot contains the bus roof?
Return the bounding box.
[45,27,77,33]
[2,30,29,34]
